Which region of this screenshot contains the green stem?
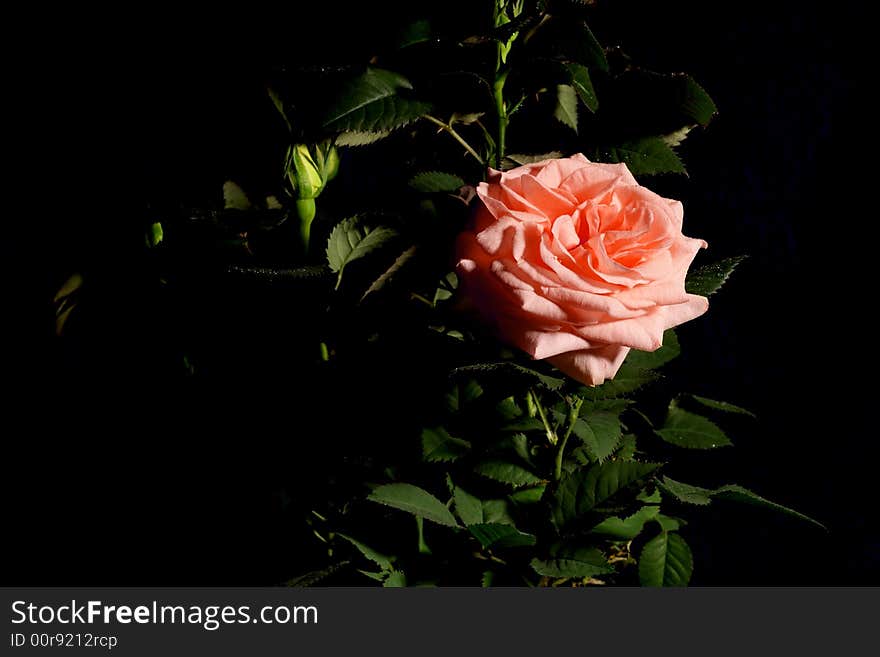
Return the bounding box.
[529,388,557,446]
[410,292,435,307]
[416,516,432,555]
[522,13,551,44]
[492,0,512,169]
[554,397,584,481]
[475,119,496,152]
[493,71,509,168]
[296,198,316,252]
[423,115,484,165]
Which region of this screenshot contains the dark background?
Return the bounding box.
[17,1,874,584]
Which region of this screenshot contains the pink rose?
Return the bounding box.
[455,154,709,386]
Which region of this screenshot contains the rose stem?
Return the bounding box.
[493,71,508,169]
[492,0,518,168]
[529,388,557,446]
[554,397,584,481]
[422,115,485,165]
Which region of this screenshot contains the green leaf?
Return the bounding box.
[577,22,608,71]
[602,137,685,176]
[337,534,393,571]
[582,398,632,414]
[225,265,332,284]
[531,546,613,579]
[326,216,399,288]
[223,180,251,210]
[616,72,716,130]
[468,523,536,549]
[421,427,471,463]
[553,84,579,133]
[509,484,546,505]
[452,362,564,391]
[638,532,693,587]
[685,394,755,418]
[668,74,717,127]
[55,301,76,335]
[656,403,732,449]
[572,412,623,463]
[638,488,662,503]
[432,271,458,305]
[495,396,523,421]
[452,486,483,526]
[54,272,84,336]
[518,366,566,391]
[396,19,432,49]
[617,434,637,461]
[445,379,484,413]
[408,171,466,193]
[546,19,608,72]
[712,485,826,529]
[460,379,485,404]
[553,461,661,530]
[659,476,713,505]
[566,63,598,112]
[661,125,694,148]
[368,483,459,528]
[686,255,746,297]
[624,330,680,370]
[360,245,419,302]
[482,499,515,525]
[267,86,292,133]
[592,505,661,540]
[357,569,387,582]
[383,570,407,587]
[321,68,430,133]
[489,433,536,469]
[335,130,393,147]
[658,478,825,529]
[503,152,563,169]
[453,486,514,526]
[503,417,546,433]
[54,272,83,303]
[655,514,683,532]
[475,460,543,488]
[285,561,350,587]
[506,432,536,467]
[146,221,164,248]
[450,112,484,126]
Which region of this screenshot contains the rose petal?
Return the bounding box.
[514,327,594,360]
[518,174,577,218]
[559,162,637,204]
[548,344,631,386]
[660,294,710,330]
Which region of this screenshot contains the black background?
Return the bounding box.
[17,0,875,584]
